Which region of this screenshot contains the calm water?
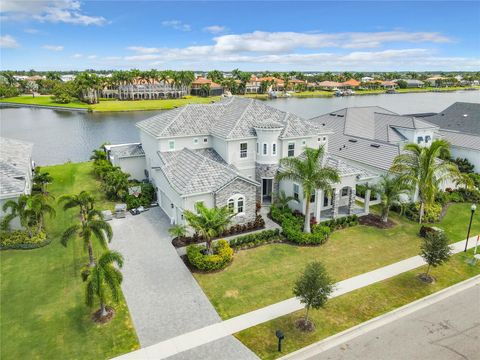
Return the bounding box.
[1,91,479,165]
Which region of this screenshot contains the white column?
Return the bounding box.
[364,189,371,215]
[315,189,323,220]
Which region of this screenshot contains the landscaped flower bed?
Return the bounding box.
[0,230,50,250]
[172,215,265,247]
[229,229,282,250]
[186,240,234,271]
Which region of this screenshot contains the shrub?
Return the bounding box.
[186,240,234,271]
[229,229,281,249]
[125,182,156,209]
[356,184,375,200]
[0,230,49,250]
[405,203,442,223]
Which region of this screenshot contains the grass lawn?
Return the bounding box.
[193,204,480,319]
[0,95,220,112]
[235,250,480,360]
[0,162,139,360]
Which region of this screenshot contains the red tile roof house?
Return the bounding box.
[190,76,224,96]
[340,79,361,88]
[318,81,343,90]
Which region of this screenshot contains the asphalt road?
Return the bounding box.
[316,284,480,360]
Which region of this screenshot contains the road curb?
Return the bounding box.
[279,275,480,360]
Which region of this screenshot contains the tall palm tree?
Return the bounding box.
[390,139,460,223]
[58,191,95,223]
[84,250,123,319]
[28,194,56,234]
[372,174,410,223]
[276,146,340,233]
[183,202,233,254]
[61,209,112,267]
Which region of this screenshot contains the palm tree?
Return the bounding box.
[183,202,233,254]
[103,170,129,200]
[168,224,187,240]
[33,167,54,195]
[84,250,123,319]
[390,139,460,223]
[1,194,55,234]
[90,148,107,163]
[61,209,112,267]
[372,174,410,223]
[276,146,340,233]
[58,191,95,223]
[273,190,298,211]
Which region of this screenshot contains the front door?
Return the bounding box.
[262,178,273,204]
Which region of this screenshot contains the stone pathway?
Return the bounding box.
[114,236,479,360]
[109,207,257,359]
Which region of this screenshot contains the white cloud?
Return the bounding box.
[161,19,191,32]
[43,44,64,51]
[126,46,160,54]
[87,54,97,59]
[203,25,226,34]
[0,34,19,48]
[1,0,107,25]
[72,53,82,58]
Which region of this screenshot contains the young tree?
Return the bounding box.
[25,80,38,97]
[183,202,233,254]
[61,209,112,267]
[273,190,298,211]
[168,224,187,240]
[84,250,124,319]
[419,231,452,282]
[372,174,410,223]
[276,146,340,233]
[293,261,334,330]
[33,167,54,195]
[391,139,459,223]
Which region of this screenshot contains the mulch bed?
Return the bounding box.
[417,273,436,284]
[91,307,115,324]
[295,318,315,332]
[359,214,396,229]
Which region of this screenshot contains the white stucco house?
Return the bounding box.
[0,137,34,229]
[116,97,377,225]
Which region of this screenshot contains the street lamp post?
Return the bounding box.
[275,330,284,352]
[464,204,477,252]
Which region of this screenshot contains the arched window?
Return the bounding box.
[227,194,245,214]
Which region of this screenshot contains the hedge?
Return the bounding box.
[229,229,282,249]
[0,230,50,250]
[186,240,234,271]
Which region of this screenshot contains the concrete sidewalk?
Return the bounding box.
[280,275,480,359]
[114,236,479,360]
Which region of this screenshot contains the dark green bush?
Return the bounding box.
[405,203,442,223]
[229,229,281,249]
[0,230,49,250]
[186,240,234,271]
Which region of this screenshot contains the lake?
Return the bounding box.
[1,91,479,165]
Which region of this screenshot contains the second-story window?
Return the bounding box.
[263,143,268,156]
[293,183,300,200]
[425,135,431,143]
[417,136,424,144]
[288,142,295,157]
[272,143,277,156]
[240,142,248,158]
[203,137,208,143]
[168,140,175,151]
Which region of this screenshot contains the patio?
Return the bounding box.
[319,204,365,221]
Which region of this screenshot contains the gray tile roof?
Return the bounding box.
[423,102,480,136]
[137,96,322,140]
[106,143,145,159]
[0,137,33,197]
[156,147,257,196]
[439,130,480,151]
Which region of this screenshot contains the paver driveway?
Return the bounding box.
[109,207,257,359]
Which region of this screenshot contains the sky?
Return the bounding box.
[1,0,479,71]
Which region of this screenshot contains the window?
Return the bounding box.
[417,136,424,144]
[425,135,431,143]
[256,142,259,154]
[240,142,248,158]
[168,140,175,151]
[310,193,315,203]
[237,197,244,213]
[323,137,327,141]
[263,143,268,155]
[227,194,245,214]
[293,183,300,201]
[193,138,199,145]
[323,194,329,207]
[272,143,277,156]
[341,187,349,196]
[203,137,208,143]
[288,142,295,157]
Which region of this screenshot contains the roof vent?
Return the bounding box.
[322,123,326,126]
[370,144,381,148]
[330,113,336,116]
[348,139,357,143]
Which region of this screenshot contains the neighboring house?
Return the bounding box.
[401,79,425,88]
[423,102,480,171]
[118,97,376,225]
[341,79,361,88]
[104,143,147,181]
[0,137,34,229]
[318,81,342,90]
[190,76,223,96]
